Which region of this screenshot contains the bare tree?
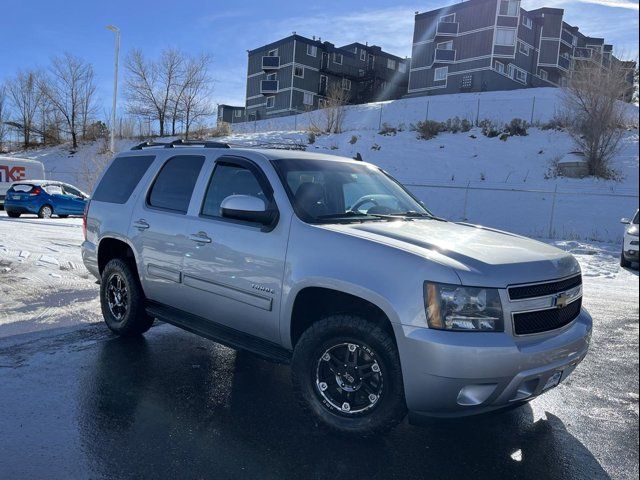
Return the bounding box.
[313,83,350,134]
[39,53,97,149]
[124,48,184,137]
[180,54,214,139]
[0,84,7,152]
[561,60,631,178]
[6,70,43,148]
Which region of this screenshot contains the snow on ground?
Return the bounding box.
[0,210,637,340]
[0,212,100,339]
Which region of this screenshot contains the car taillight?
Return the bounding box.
[30,187,41,195]
[82,201,90,240]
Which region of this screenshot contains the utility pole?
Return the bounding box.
[106,25,121,153]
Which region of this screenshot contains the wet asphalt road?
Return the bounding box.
[1,275,638,480]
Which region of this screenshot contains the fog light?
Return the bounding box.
[456,384,497,406]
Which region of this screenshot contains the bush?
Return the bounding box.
[412,120,446,140]
[349,135,358,144]
[444,116,472,134]
[209,122,231,138]
[378,123,397,136]
[541,116,567,131]
[308,131,316,144]
[479,119,500,138]
[505,118,529,136]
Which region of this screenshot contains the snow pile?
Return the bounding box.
[231,88,639,135]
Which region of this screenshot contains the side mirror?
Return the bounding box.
[220,195,274,225]
[621,218,631,225]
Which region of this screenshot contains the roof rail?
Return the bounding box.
[131,139,230,150]
[227,142,306,151]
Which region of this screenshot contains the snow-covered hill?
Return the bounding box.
[11,88,639,243]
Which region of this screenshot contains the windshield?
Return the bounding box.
[272,158,432,223]
[633,211,639,224]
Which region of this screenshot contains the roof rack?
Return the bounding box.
[227,142,306,151]
[131,139,230,150]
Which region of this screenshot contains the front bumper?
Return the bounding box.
[393,308,592,419]
[623,236,639,260]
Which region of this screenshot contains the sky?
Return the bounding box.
[0,0,637,117]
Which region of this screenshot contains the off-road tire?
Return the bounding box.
[100,258,154,336]
[292,315,407,437]
[620,248,632,268]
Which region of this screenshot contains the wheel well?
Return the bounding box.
[98,238,137,275]
[290,287,395,347]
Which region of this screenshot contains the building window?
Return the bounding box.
[333,53,343,64]
[495,28,516,46]
[518,42,530,56]
[440,13,455,23]
[358,69,365,77]
[266,73,277,81]
[266,96,275,109]
[522,16,532,29]
[303,92,314,106]
[434,66,448,82]
[387,58,396,70]
[267,49,278,57]
[437,40,453,50]
[398,62,407,73]
[360,50,366,61]
[342,78,351,90]
[540,69,549,81]
[294,66,304,78]
[499,0,520,16]
[495,61,505,74]
[508,64,527,83]
[306,44,317,57]
[234,110,242,118]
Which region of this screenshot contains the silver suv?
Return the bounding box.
[82,140,592,436]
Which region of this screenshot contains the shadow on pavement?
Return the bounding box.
[75,331,610,480]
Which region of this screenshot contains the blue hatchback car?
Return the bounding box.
[4,181,89,218]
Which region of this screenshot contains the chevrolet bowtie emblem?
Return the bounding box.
[555,292,570,309]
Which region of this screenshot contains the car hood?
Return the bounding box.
[319,220,580,288]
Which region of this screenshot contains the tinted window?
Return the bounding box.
[201,163,266,218]
[148,155,204,213]
[92,155,155,204]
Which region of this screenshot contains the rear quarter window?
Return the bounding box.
[91,155,155,204]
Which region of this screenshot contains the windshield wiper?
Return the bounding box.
[316,211,377,221]
[387,211,446,221]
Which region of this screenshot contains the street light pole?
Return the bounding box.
[106,25,120,153]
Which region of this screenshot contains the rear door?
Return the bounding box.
[180,155,288,342]
[129,154,206,311]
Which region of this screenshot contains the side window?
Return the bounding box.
[201,163,267,219]
[147,155,205,214]
[92,155,155,204]
[64,185,82,197]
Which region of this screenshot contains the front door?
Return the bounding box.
[181,156,287,343]
[129,154,205,311]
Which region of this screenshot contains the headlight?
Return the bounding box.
[424,282,504,332]
[627,225,639,237]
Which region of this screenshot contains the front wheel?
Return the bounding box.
[6,211,21,218]
[292,315,407,437]
[621,247,632,268]
[100,258,154,336]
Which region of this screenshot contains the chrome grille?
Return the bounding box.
[508,275,582,301]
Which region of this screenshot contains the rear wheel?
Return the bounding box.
[100,258,154,336]
[6,211,21,218]
[292,315,406,437]
[38,205,53,219]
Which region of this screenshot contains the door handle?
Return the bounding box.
[133,219,150,230]
[188,232,212,244]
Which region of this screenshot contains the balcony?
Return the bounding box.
[436,21,459,36]
[558,55,571,70]
[434,48,456,63]
[262,56,280,71]
[561,30,574,46]
[260,80,279,95]
[573,47,593,59]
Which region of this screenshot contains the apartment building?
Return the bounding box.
[407,0,635,97]
[217,104,246,124]
[245,34,409,120]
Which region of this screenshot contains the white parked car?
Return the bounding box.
[0,156,46,210]
[620,210,639,269]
